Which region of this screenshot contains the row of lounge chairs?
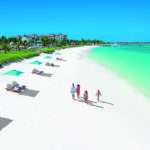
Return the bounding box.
[5,58,65,93]
[6,81,26,93]
[32,62,56,75]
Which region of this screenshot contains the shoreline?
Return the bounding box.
[0,46,150,150]
[87,54,150,99]
[88,46,150,99]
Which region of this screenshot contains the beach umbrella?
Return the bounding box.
[2,70,24,76]
[44,56,52,59]
[55,53,61,55]
[30,61,42,65]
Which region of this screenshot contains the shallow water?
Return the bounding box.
[88,44,150,98]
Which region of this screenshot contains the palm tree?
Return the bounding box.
[60,41,67,46]
[18,39,23,45]
[2,44,11,53]
[11,38,18,46]
[48,38,53,46]
[34,38,39,46]
[16,43,21,50]
[41,37,46,47]
[23,40,28,49]
[35,37,39,41]
[28,40,33,47]
[1,36,8,44]
[53,39,58,45]
[81,38,85,45]
[8,37,13,43]
[45,37,49,46]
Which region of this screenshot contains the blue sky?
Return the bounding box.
[0,0,150,41]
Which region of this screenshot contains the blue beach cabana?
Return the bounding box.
[2,70,24,76]
[44,56,52,59]
[30,61,42,65]
[55,53,61,55]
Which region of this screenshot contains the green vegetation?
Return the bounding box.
[38,47,56,53]
[0,35,105,67]
[68,45,82,48]
[38,45,82,53]
[0,49,39,67]
[0,45,83,67]
[40,37,105,47]
[41,37,58,47]
[1,44,11,53]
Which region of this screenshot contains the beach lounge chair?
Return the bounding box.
[45,62,51,66]
[12,81,26,89]
[5,84,22,93]
[45,62,54,67]
[32,68,43,75]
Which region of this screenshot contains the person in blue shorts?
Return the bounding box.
[71,83,76,100]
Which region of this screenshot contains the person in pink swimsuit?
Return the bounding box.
[96,90,102,102]
[76,84,80,99]
[83,90,88,103]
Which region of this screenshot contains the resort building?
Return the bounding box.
[55,34,67,42]
[12,35,23,40]
[13,34,36,42]
[21,35,32,42]
[10,42,16,48]
[40,34,54,39]
[32,34,38,40]
[12,33,67,42]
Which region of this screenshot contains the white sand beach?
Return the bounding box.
[0,46,150,150]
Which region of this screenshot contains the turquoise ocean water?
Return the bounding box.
[88,44,150,98]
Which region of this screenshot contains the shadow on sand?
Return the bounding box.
[101,100,114,105]
[75,99,104,109]
[41,73,53,77]
[20,88,40,97]
[0,117,13,131]
[54,65,60,67]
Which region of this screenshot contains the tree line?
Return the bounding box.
[0,35,105,53]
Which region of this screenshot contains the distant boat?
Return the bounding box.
[103,44,112,47]
[112,43,119,47]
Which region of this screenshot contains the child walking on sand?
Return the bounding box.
[76,84,80,99]
[96,90,102,102]
[71,83,76,100]
[83,90,88,103]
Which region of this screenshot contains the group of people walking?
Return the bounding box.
[70,83,102,103]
